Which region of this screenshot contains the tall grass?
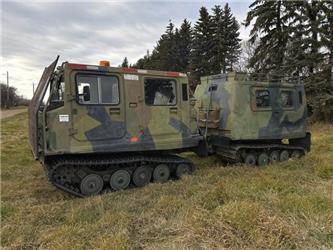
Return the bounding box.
[1,112,332,249]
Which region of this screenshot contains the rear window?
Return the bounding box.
[76,74,119,105]
[280,90,293,108]
[255,90,270,108]
[144,78,176,105]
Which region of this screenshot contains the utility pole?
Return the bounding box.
[6,71,9,109]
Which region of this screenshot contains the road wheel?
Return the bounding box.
[244,153,256,166]
[110,170,130,190]
[176,164,191,179]
[258,152,269,166]
[153,164,170,183]
[80,174,104,196]
[280,150,289,161]
[132,166,151,187]
[269,150,280,164]
[291,150,302,159]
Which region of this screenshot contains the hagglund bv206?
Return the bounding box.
[29,57,311,197]
[29,56,201,197]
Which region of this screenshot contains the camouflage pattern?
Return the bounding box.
[194,72,308,141]
[30,59,201,160]
[30,59,310,163]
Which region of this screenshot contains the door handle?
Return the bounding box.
[129,102,137,108]
[109,107,121,115]
[170,107,178,113]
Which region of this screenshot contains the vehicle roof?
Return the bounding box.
[201,72,304,87]
[63,62,187,78]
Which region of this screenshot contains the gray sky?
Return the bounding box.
[1,0,252,98]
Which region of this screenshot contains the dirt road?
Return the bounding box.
[0,108,27,120]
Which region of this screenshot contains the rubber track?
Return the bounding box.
[216,143,306,162]
[46,154,195,197]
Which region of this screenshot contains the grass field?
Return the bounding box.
[1,112,333,249]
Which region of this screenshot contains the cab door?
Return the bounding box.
[71,72,126,142]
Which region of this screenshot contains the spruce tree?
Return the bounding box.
[121,57,129,67]
[245,0,292,74]
[283,1,328,110]
[211,5,224,74]
[176,19,192,72]
[211,4,241,74]
[221,4,241,73]
[321,1,333,92]
[191,7,214,84]
[149,21,177,71]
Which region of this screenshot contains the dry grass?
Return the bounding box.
[1,112,333,249]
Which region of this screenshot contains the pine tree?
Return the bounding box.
[191,7,214,84]
[176,19,192,72]
[245,0,332,120]
[211,5,224,74]
[321,1,333,92]
[221,4,241,73]
[245,0,292,74]
[121,57,129,67]
[133,50,151,69]
[149,21,177,71]
[211,4,241,74]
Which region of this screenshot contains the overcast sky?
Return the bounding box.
[1,0,252,98]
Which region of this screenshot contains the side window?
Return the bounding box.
[182,84,188,101]
[255,90,270,108]
[208,84,218,92]
[77,75,99,104]
[280,90,293,108]
[48,76,65,110]
[77,75,119,104]
[50,81,65,102]
[100,76,119,104]
[298,91,303,105]
[144,78,176,105]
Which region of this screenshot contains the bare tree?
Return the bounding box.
[233,39,258,72]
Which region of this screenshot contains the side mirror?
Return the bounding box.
[83,86,90,102]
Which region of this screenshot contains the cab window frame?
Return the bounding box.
[75,72,120,106]
[254,88,272,110]
[143,77,178,106]
[280,89,295,110]
[47,73,65,111]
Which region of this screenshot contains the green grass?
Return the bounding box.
[1,112,333,249]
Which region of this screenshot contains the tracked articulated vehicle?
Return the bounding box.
[194,72,311,165]
[29,57,201,197]
[29,57,311,197]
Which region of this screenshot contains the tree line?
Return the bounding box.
[245,0,333,120]
[121,1,332,121]
[124,4,241,86]
[1,83,30,108]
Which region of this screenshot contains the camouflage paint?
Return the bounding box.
[33,60,201,160]
[194,72,308,141]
